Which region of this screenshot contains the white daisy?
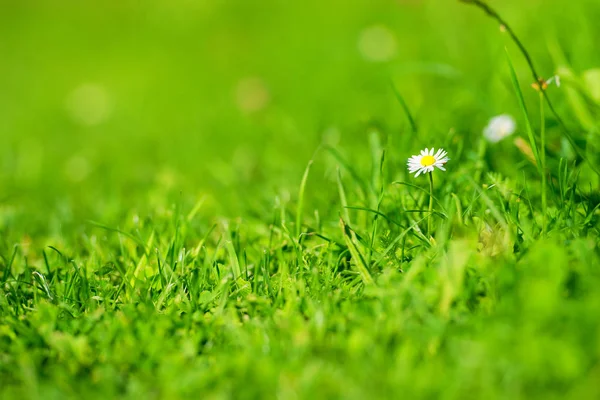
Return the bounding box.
[407,148,449,177]
[483,114,516,143]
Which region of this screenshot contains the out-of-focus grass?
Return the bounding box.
[1,0,600,398]
[2,0,598,218]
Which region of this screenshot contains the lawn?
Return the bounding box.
[1,0,600,399]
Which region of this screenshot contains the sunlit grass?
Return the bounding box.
[1,1,600,399]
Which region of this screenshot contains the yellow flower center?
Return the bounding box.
[420,155,436,167]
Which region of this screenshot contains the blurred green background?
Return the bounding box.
[1,0,599,228]
[3,2,600,398]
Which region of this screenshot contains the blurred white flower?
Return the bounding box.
[407,148,449,177]
[483,114,516,143]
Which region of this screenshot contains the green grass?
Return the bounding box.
[2,0,600,399]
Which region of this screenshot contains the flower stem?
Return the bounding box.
[539,92,547,236]
[428,172,434,237]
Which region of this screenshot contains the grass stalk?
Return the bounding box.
[540,92,547,236]
[474,138,487,183]
[505,49,543,174]
[296,160,313,240]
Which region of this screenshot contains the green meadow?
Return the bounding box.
[2,0,600,398]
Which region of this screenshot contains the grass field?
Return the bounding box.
[2,0,600,398]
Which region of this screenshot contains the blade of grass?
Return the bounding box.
[505,48,542,174]
[326,147,369,200]
[223,222,242,280]
[337,167,351,224]
[539,92,548,235]
[1,245,18,284]
[296,159,313,239]
[389,79,417,133]
[339,218,374,286]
